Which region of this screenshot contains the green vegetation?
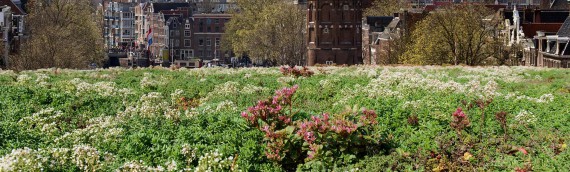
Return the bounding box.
[0,66,569,171]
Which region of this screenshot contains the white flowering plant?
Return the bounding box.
[0,66,568,171]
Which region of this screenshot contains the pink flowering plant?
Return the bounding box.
[450,107,470,137]
[241,85,380,167]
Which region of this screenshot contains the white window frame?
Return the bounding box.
[184,39,191,47]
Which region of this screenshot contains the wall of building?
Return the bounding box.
[191,14,231,62]
[306,0,368,66]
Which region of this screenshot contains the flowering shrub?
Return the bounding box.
[241,85,380,166]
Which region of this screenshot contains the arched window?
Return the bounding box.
[340,28,352,45]
[308,4,314,22]
[320,4,331,23]
[342,4,352,22]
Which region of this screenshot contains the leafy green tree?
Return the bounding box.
[10,0,104,70]
[223,0,306,66]
[364,0,406,16]
[402,4,498,66]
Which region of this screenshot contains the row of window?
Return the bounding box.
[195,50,221,58]
[198,18,229,25]
[172,23,192,29]
[170,40,192,47]
[198,38,221,46]
[198,25,222,33]
[170,30,193,37]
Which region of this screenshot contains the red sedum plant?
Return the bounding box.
[451,107,470,137]
[241,85,379,167]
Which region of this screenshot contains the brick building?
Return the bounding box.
[191,13,231,62]
[163,8,192,61]
[306,0,371,66]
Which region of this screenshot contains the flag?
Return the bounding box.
[146,26,153,50]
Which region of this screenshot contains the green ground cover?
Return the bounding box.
[0,66,568,171]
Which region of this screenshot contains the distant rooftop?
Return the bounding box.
[557,16,570,37]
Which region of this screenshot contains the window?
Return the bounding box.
[184,39,191,47]
[343,5,349,10]
[199,39,204,46]
[207,27,211,32]
[215,38,220,46]
[198,50,203,57]
[206,51,211,57]
[181,50,193,59]
[326,61,334,65]
[215,19,219,24]
[323,28,329,34]
[175,40,180,47]
[215,26,220,32]
[206,38,211,46]
[173,23,177,28]
[185,23,191,29]
[184,30,191,37]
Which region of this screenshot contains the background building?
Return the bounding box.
[103,2,137,49]
[306,0,371,66]
[191,13,231,62]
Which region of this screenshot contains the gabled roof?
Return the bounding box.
[549,0,569,10]
[151,3,190,14]
[0,0,25,15]
[387,18,400,29]
[557,16,570,37]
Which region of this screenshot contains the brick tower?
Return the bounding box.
[306,0,370,66]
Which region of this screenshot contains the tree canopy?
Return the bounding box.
[223,0,305,66]
[10,0,104,70]
[402,4,499,66]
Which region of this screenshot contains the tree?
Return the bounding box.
[9,0,104,70]
[402,4,499,66]
[223,0,306,66]
[364,0,406,16]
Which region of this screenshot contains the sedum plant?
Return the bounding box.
[241,85,381,168]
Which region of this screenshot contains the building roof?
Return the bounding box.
[366,16,393,27]
[387,18,400,29]
[549,0,569,10]
[0,0,25,15]
[557,16,570,37]
[151,3,190,14]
